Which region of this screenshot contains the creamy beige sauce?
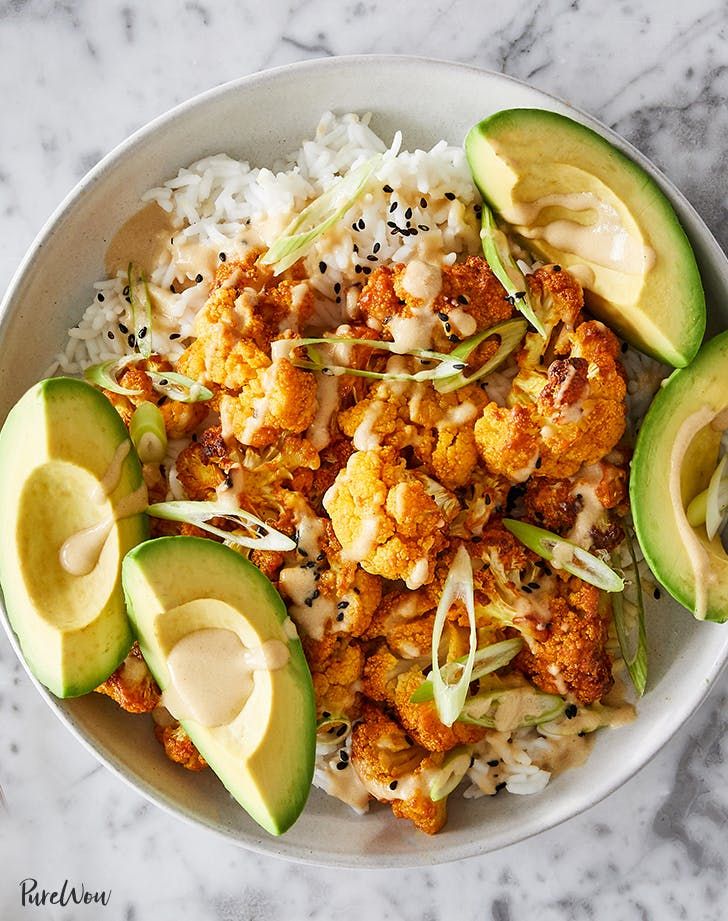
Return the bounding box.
[401,260,442,302]
[239,364,276,444]
[406,557,429,591]
[341,512,381,564]
[163,627,289,727]
[90,441,131,504]
[447,307,477,338]
[437,400,478,430]
[307,373,340,451]
[568,464,605,548]
[504,192,655,276]
[315,751,370,814]
[59,484,148,576]
[669,406,718,620]
[352,399,385,451]
[105,202,175,278]
[278,513,337,640]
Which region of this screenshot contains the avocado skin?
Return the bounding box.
[465,107,705,368]
[0,378,146,697]
[631,331,728,622]
[122,536,316,836]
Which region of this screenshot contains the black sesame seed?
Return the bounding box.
[565,704,578,719]
[453,363,466,371]
[97,292,105,302]
[169,332,181,340]
[578,731,586,737]
[317,552,325,561]
[383,184,393,193]
[515,291,526,300]
[528,581,540,590]
[389,780,398,791]
[353,243,359,254]
[485,495,491,506]
[338,601,349,609]
[170,285,176,293]
[122,285,130,297]
[358,219,365,230]
[542,565,552,576]
[219,252,226,262]
[495,782,507,792]
[420,197,427,208]
[158,378,169,386]
[195,273,203,283]
[487,759,499,767]
[351,223,359,232]
[389,202,398,214]
[404,734,414,746]
[471,536,482,543]
[438,311,448,321]
[107,331,114,340]
[418,224,429,232]
[138,326,147,340]
[362,266,372,275]
[553,265,562,272]
[127,334,136,348]
[653,587,662,600]
[457,294,469,305]
[354,265,362,274]
[334,282,341,294]
[311,589,320,600]
[125,296,131,304]
[373,242,381,254]
[336,611,345,622]
[535,457,542,469]
[336,725,347,737]
[444,323,452,332]
[335,761,347,771]
[621,341,629,353]
[340,750,349,762]
[304,598,313,608]
[445,192,456,201]
[225,475,233,488]
[386,221,397,229]
[322,710,331,719]
[256,525,268,537]
[522,585,533,595]
[304,560,316,569]
[319,261,327,274]
[405,220,411,228]
[336,296,341,304]
[469,756,475,768]
[405,207,413,220]
[367,254,378,262]
[298,547,309,557]
[448,334,460,343]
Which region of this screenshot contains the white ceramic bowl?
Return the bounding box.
[2,56,728,868]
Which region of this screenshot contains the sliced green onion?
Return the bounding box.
[430,545,477,727]
[146,500,296,551]
[705,454,728,540]
[128,262,153,359]
[130,402,167,464]
[429,748,472,802]
[612,529,648,696]
[434,318,528,393]
[316,715,352,743]
[146,371,213,404]
[539,702,620,737]
[261,155,382,274]
[480,202,546,337]
[410,638,523,703]
[84,355,143,396]
[503,518,624,593]
[459,686,565,731]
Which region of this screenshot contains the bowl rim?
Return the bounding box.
[2,53,728,868]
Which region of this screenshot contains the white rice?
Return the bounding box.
[48,111,481,377]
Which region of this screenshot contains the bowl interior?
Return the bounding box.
[2,56,727,867]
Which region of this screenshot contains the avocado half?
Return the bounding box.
[0,378,147,697]
[631,331,728,622]
[466,108,706,367]
[122,536,316,836]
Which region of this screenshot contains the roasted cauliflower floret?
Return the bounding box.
[393,666,485,753]
[94,643,160,713]
[475,319,626,481]
[323,447,447,588]
[351,704,447,835]
[220,358,317,448]
[152,709,207,772]
[304,635,364,720]
[174,440,226,500]
[513,577,613,705]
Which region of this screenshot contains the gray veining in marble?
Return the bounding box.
[2,1,728,918]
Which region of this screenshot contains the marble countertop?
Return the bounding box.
[2,1,728,918]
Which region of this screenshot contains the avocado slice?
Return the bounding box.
[631,330,728,622]
[466,108,705,367]
[0,378,148,697]
[122,536,316,835]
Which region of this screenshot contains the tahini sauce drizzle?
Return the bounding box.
[59,441,147,576]
[163,628,289,727]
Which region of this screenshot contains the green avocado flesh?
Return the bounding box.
[122,537,316,836]
[466,108,705,367]
[0,378,147,697]
[631,331,728,622]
